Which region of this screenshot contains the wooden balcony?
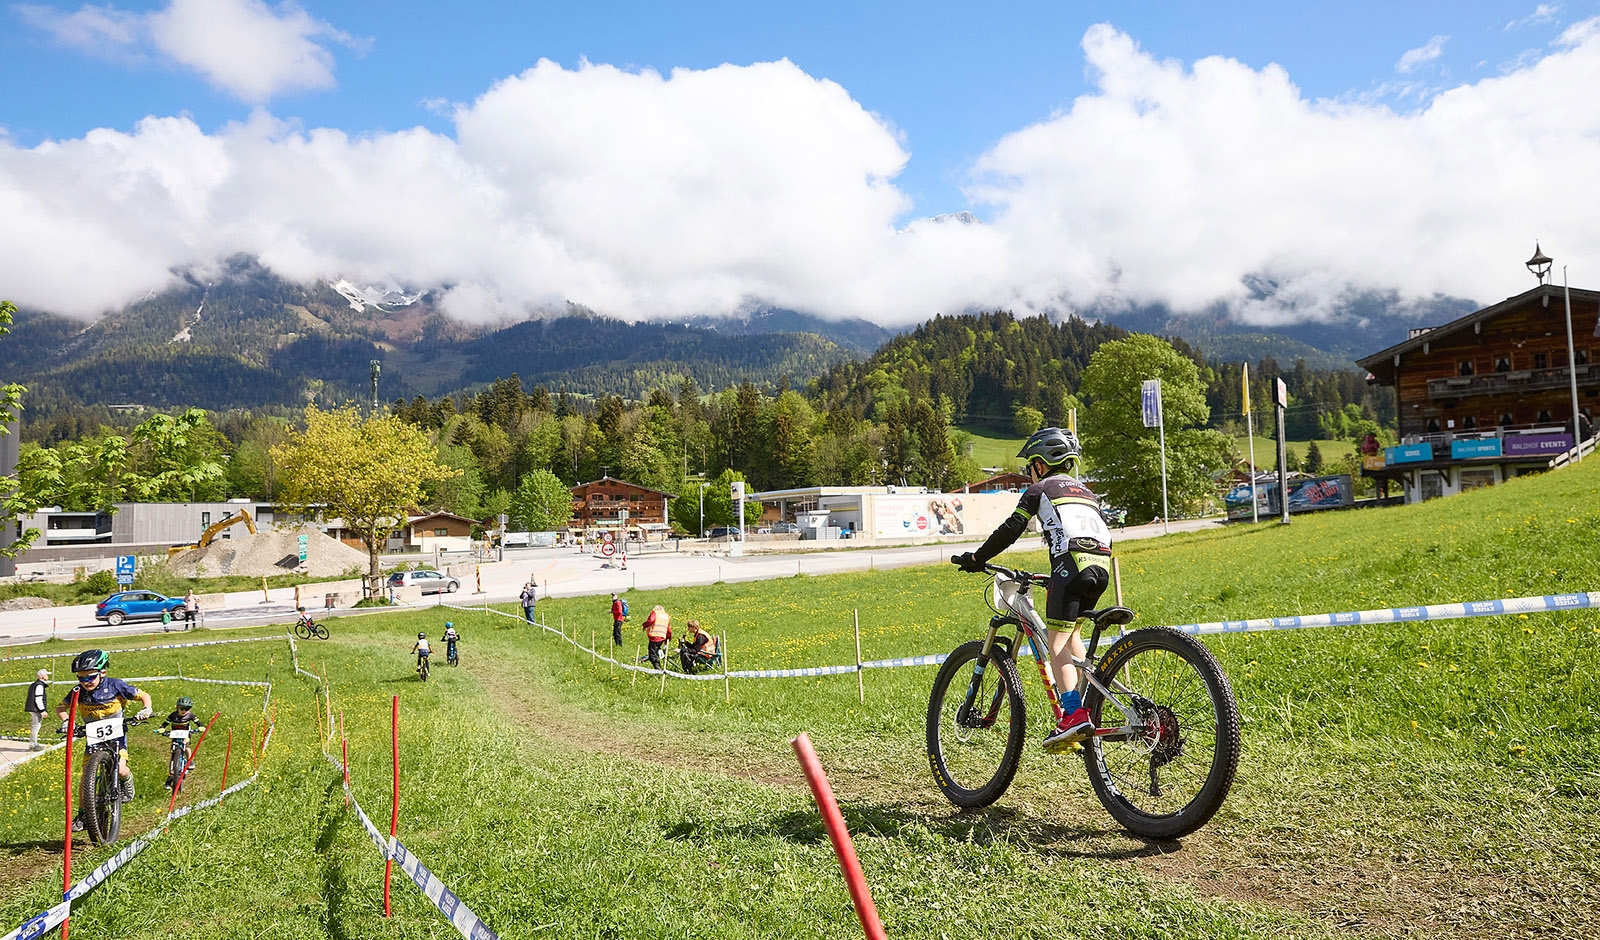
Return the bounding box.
[1428,364,1597,399]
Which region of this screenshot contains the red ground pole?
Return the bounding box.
[790,732,887,940]
[61,689,79,940]
[384,694,399,917]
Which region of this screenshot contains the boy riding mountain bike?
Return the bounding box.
[155,696,206,790]
[56,649,153,825]
[953,426,1115,753]
[413,632,431,673]
[441,623,460,665]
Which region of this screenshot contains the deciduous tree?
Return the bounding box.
[273,406,460,578]
[509,469,574,532]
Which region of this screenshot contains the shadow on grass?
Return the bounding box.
[662,801,1181,861]
[316,772,352,940]
[0,839,66,856]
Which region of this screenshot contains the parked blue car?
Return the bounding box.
[95,591,189,626]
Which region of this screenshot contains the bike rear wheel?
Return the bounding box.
[80,749,122,845]
[1082,627,1241,839]
[926,639,1026,808]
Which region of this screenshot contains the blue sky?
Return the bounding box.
[2,1,1599,324]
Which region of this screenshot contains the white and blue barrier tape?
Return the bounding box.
[458,590,1596,684]
[392,839,500,940]
[1,900,69,940]
[1,634,287,665]
[1164,591,1598,635]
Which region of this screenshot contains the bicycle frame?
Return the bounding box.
[969,572,1143,739]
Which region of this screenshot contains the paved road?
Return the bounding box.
[0,518,1219,651]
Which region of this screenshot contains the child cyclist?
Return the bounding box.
[412,632,431,669]
[953,427,1115,753]
[441,622,460,663]
[155,696,207,790]
[56,649,154,821]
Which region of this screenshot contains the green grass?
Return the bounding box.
[955,422,1023,469]
[1231,435,1356,471]
[1,458,1597,938]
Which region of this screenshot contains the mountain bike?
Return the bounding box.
[445,638,459,667]
[417,653,430,681]
[156,726,201,793]
[294,616,329,640]
[928,560,1240,839]
[64,713,147,845]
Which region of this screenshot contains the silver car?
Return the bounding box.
[386,569,461,594]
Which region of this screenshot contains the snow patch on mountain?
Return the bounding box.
[331,279,428,312]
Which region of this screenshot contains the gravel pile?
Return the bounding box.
[167,525,368,578]
[0,597,54,611]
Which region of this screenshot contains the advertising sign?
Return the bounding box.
[115,554,136,587]
[297,534,309,563]
[874,496,965,539]
[1286,476,1352,512]
[1450,438,1503,459]
[1504,434,1572,457]
[1384,443,1434,464]
[1361,454,1387,471]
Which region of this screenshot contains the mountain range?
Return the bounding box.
[3,254,1474,414]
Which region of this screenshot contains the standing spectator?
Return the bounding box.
[610,593,626,646]
[23,669,49,750]
[519,580,538,624]
[642,604,672,669]
[183,589,199,624]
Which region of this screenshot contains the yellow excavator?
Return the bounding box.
[168,509,257,556]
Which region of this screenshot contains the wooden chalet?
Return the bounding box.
[569,476,676,534]
[1356,280,1599,503]
[949,471,1033,494]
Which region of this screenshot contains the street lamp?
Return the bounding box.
[697,482,711,536]
[1526,243,1553,284]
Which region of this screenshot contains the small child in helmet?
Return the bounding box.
[954,426,1115,753]
[157,696,206,789]
[412,632,431,669]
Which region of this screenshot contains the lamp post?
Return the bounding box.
[697,482,710,536]
[1527,245,1583,462]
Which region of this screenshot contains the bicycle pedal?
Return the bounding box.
[1041,738,1084,755]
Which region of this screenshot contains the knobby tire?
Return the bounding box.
[80,749,121,845]
[926,639,1026,808]
[1082,627,1241,839]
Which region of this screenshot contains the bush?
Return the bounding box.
[82,569,118,596]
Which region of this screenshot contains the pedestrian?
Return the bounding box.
[642,604,672,669]
[610,593,626,647]
[183,589,199,624]
[519,579,537,624]
[23,669,49,750]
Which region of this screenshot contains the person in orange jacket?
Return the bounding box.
[642,605,672,669]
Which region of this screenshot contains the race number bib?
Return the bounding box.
[169,728,189,741]
[85,715,124,744]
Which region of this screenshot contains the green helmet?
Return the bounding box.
[176,697,193,710]
[71,649,110,674]
[1017,427,1082,471]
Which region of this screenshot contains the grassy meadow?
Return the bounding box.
[1,456,1598,938]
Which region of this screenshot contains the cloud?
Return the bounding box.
[4,24,1600,329]
[16,0,360,102]
[1396,35,1448,73]
[1505,4,1561,31]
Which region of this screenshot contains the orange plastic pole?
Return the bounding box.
[220,728,233,792]
[62,688,79,940]
[169,711,221,814]
[790,732,887,940]
[384,694,399,916]
[248,721,257,774]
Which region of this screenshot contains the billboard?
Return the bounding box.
[1504,434,1572,457]
[1385,442,1434,464]
[874,496,965,538]
[1225,475,1353,520]
[1450,438,1502,459]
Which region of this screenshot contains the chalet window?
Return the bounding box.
[1494,356,1511,373]
[1426,418,1441,432]
[435,528,447,537]
[1458,360,1475,376]
[1533,352,1549,369]
[1577,349,1590,365]
[1537,409,1553,423]
[1499,413,1515,427]
[1462,416,1477,430]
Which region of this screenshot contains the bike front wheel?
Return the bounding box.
[926,639,1026,808]
[1082,627,1241,839]
[80,750,122,845]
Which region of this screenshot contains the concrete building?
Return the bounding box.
[748,485,1021,544]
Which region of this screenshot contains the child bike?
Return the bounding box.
[294,611,329,640]
[156,725,200,793]
[63,713,147,844]
[928,560,1241,839]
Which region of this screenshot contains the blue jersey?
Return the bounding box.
[62,677,142,721]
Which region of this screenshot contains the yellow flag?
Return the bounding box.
[1241,363,1251,415]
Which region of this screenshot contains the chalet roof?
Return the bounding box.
[1358,283,1600,385]
[570,475,679,499]
[408,511,479,526]
[950,471,1032,493]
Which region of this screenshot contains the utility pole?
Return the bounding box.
[369,359,381,417]
[0,401,17,578]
